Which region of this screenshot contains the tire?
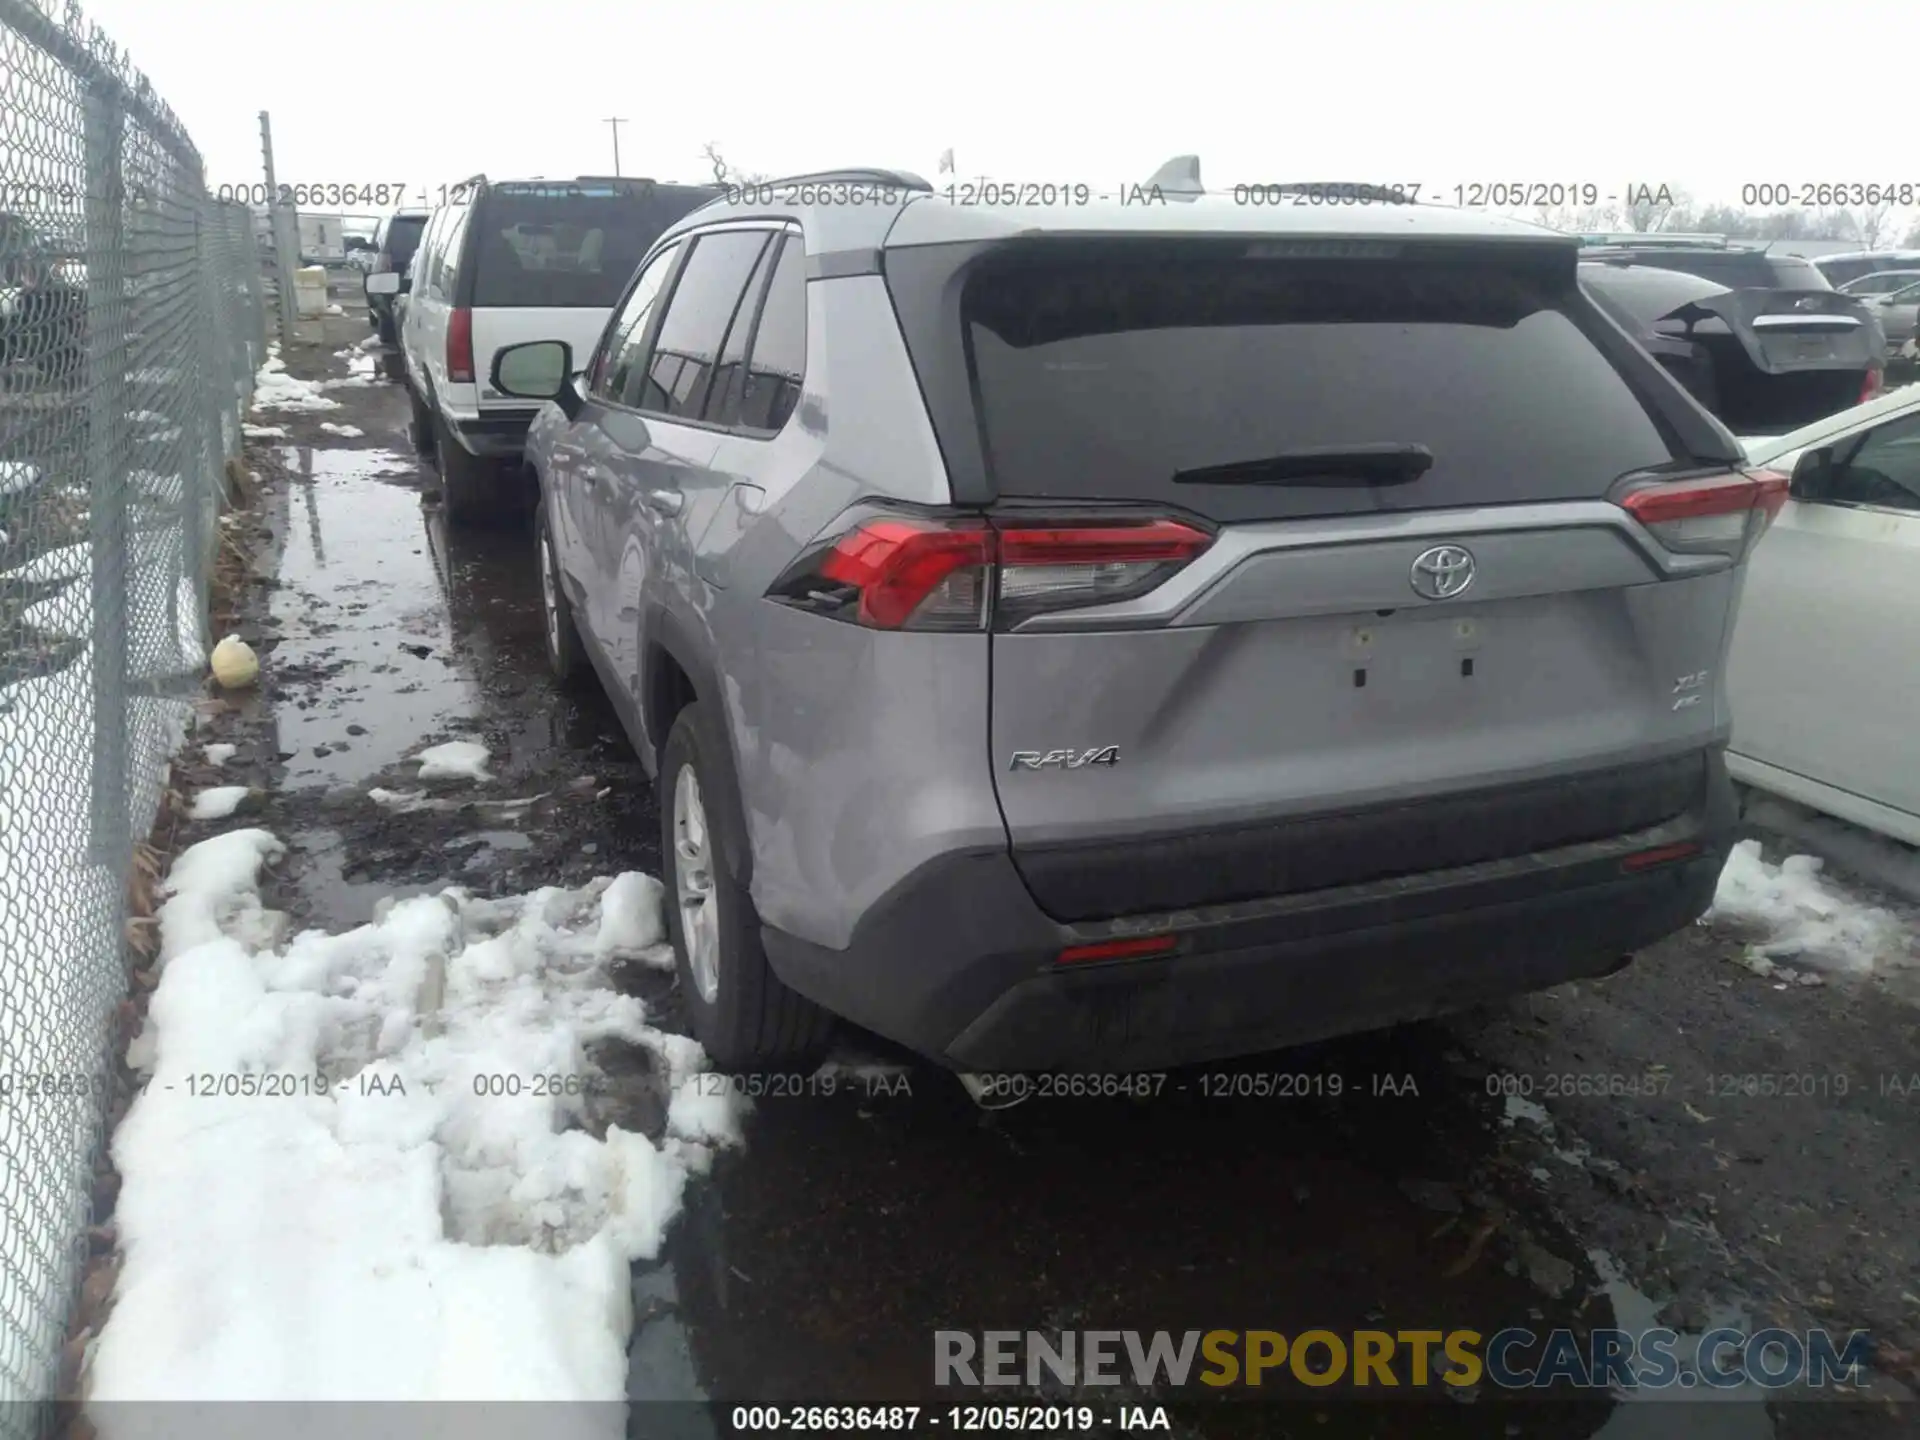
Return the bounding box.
[433,409,492,528]
[407,385,435,457]
[535,500,588,686]
[660,702,836,1070]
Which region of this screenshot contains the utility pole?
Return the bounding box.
[603,117,627,177]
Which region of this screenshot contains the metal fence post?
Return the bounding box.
[83,80,130,863]
[189,203,223,619]
[260,110,297,345]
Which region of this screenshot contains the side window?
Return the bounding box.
[1806,414,1920,513]
[737,236,807,434]
[701,237,784,427]
[589,242,678,402]
[432,205,471,300]
[415,210,446,293]
[636,230,771,421]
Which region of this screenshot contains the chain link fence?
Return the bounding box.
[1,0,264,1430]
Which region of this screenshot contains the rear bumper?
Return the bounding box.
[447,407,541,459]
[762,752,1736,1072]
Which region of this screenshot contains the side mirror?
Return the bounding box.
[492,340,575,401]
[1789,446,1833,499]
[365,271,406,296]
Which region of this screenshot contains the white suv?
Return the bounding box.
[390,174,720,524]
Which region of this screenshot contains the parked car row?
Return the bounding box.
[367,175,723,522]
[348,169,1913,1075]
[1575,236,1884,435]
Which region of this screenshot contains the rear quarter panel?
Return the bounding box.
[701,271,1003,948]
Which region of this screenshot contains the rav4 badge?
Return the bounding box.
[1008,747,1121,772]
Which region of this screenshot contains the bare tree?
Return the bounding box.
[1693,204,1766,240]
[1535,201,1619,234]
[699,143,769,187]
[1906,215,1920,248]
[1620,185,1694,233]
[1834,202,1896,249]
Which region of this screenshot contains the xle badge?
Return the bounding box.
[1008,747,1121,772]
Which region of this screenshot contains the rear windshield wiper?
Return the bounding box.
[1173,443,1435,488]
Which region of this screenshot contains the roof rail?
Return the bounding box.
[569,175,721,187]
[1578,232,1735,249]
[753,167,932,193]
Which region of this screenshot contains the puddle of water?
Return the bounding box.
[627,1262,715,1430]
[286,827,447,928]
[267,467,485,791]
[278,444,417,482]
[453,828,536,872]
[1584,1249,1776,1438]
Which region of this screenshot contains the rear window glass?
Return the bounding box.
[1765,257,1831,290]
[385,216,426,266]
[965,244,1682,522]
[468,185,719,307]
[1606,251,1828,291]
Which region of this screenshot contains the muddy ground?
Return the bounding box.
[173,281,1920,1438]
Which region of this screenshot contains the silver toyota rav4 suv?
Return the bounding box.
[493,166,1781,1074]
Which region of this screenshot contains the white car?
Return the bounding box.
[1727,382,1920,843]
[386,174,719,525]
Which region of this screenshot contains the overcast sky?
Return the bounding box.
[73,0,1920,221]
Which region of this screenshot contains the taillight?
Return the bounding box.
[1619,470,1789,558]
[816,518,993,629]
[446,308,474,383]
[767,508,1214,631]
[1861,368,1883,404]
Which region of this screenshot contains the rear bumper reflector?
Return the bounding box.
[1620,840,1704,872]
[1056,935,1179,966]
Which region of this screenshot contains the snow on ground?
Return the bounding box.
[251,348,340,413]
[318,422,365,438]
[242,423,287,439]
[202,744,237,767]
[188,785,250,821]
[1706,837,1909,974]
[1,459,40,497]
[1743,794,1920,906]
[85,830,736,1407]
[416,741,492,783]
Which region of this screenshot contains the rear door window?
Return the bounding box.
[701,237,783,427]
[737,236,807,434]
[468,183,720,308]
[964,242,1686,523]
[637,230,771,422]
